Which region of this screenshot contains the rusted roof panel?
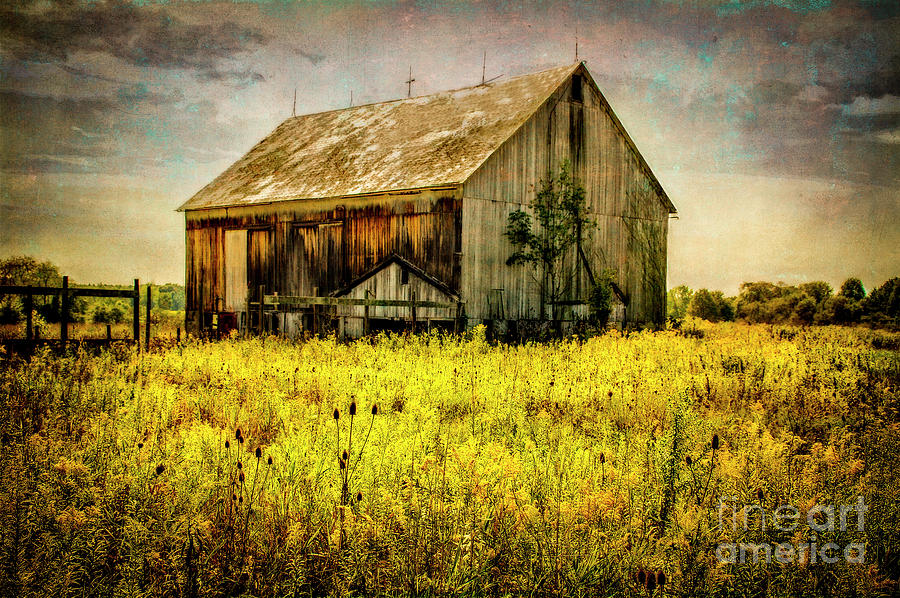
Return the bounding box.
[179,64,580,211]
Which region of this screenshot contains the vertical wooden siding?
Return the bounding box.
[462,68,670,325]
[185,225,223,313]
[185,191,462,332]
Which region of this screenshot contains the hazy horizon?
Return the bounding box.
[1,0,897,296]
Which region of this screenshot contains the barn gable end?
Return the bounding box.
[461,63,673,325]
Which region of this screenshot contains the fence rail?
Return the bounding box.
[230,292,466,336]
[0,276,152,350]
[261,295,459,309]
[0,285,137,298]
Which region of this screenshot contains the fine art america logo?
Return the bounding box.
[715,495,867,564]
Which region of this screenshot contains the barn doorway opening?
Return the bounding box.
[224,229,248,329]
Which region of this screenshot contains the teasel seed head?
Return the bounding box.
[333,408,340,420]
[599,452,605,464]
[267,455,273,466]
[636,569,646,586]
[224,440,230,449]
[356,491,363,503]
[342,449,348,461]
[137,442,143,449]
[238,495,243,504]
[235,428,242,440]
[231,493,236,502]
[349,401,357,416]
[646,572,657,592]
[371,403,378,415]
[608,390,613,398]
[239,471,245,483]
[237,461,243,470]
[657,570,667,586]
[685,455,692,466]
[238,435,244,445]
[712,434,720,450]
[339,458,346,470]
[155,464,165,475]
[756,488,765,503]
[255,447,262,460]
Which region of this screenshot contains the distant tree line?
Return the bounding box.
[668,277,900,330]
[0,256,184,325]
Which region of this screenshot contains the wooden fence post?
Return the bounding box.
[410,291,417,332]
[176,327,181,344]
[363,289,371,336]
[60,276,68,344]
[106,324,112,341]
[312,286,318,336]
[258,285,264,335]
[25,286,33,341]
[272,291,284,336]
[198,284,205,336]
[245,284,251,338]
[145,285,151,352]
[133,279,140,349]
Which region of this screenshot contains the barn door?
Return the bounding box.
[291,222,344,296]
[318,222,344,293]
[224,230,247,312]
[248,228,274,302]
[291,225,317,296]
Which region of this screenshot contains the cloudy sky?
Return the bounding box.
[1,0,897,293]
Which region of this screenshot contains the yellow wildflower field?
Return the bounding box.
[0,322,898,596]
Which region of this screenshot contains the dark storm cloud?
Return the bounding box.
[195,68,266,85]
[588,0,899,104]
[0,90,113,173]
[0,0,267,83]
[56,63,128,84]
[295,48,326,66]
[606,0,898,183]
[0,88,246,175]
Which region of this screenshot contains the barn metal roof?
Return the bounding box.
[178,63,582,211]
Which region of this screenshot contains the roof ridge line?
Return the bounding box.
[280,63,582,124]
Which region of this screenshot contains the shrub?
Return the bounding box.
[589,269,616,327]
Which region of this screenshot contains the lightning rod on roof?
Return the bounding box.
[405,66,416,98]
[292,88,296,117]
[478,53,502,86]
[575,25,579,62]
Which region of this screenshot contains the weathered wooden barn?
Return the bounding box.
[179,62,676,337]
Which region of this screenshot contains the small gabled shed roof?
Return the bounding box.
[331,253,458,300]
